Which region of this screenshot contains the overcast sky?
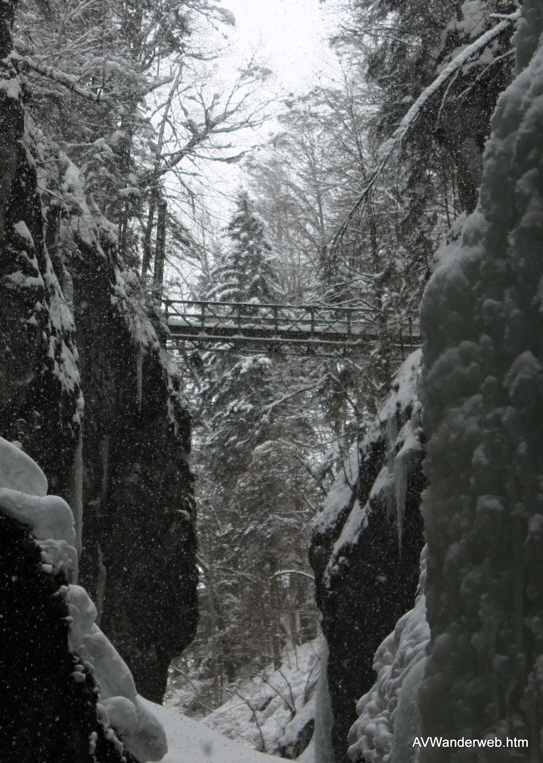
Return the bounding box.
[164,0,343,293]
[222,0,337,93]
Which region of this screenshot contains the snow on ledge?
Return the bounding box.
[0,437,48,496]
[0,437,167,762]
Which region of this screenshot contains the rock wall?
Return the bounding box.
[418,3,543,756]
[310,352,425,763]
[72,248,197,701]
[0,511,139,763]
[0,23,81,496]
[0,0,197,710]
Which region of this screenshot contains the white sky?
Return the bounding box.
[222,0,338,94]
[165,0,343,294]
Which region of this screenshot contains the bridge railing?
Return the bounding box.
[163,299,420,352]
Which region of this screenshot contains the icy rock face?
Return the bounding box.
[0,0,196,707]
[419,2,543,757]
[0,30,81,498]
[71,248,197,703]
[310,351,426,763]
[347,550,429,763]
[0,439,167,762]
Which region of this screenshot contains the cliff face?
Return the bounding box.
[72,250,197,701]
[0,512,139,763]
[0,58,81,498]
[0,0,197,711]
[310,352,425,763]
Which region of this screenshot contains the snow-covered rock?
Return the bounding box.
[67,582,167,761]
[310,350,425,762]
[0,438,78,579]
[347,551,429,763]
[0,438,167,762]
[418,0,543,755]
[0,437,48,496]
[199,639,321,758]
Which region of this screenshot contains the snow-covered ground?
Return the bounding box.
[167,638,321,759]
[143,698,281,763]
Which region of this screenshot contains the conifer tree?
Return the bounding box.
[190,197,320,688]
[207,191,277,305]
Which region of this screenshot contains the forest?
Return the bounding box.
[1,0,542,762]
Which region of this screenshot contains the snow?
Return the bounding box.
[0,440,78,579]
[0,76,21,99]
[446,2,488,41]
[0,437,48,496]
[142,698,281,763]
[0,438,167,762]
[200,639,321,757]
[311,446,359,536]
[112,268,160,351]
[417,0,543,751]
[347,552,429,763]
[13,220,33,243]
[65,583,167,761]
[3,270,44,289]
[313,350,422,585]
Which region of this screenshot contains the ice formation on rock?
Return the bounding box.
[347,552,429,763]
[0,437,167,762]
[418,1,543,756]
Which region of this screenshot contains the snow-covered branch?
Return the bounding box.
[16,55,114,105]
[270,569,315,582]
[331,10,521,244]
[381,10,521,152]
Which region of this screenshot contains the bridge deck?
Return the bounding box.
[164,300,420,355]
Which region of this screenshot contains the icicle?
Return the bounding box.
[95,542,107,626]
[136,347,143,412]
[394,448,408,553]
[100,435,109,501]
[314,638,335,763]
[68,428,84,567]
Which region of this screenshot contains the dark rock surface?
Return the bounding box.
[310,353,426,763]
[72,250,197,702]
[0,0,197,709]
[0,513,138,763]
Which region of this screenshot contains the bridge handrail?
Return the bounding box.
[163,300,419,322]
[162,299,420,344]
[163,299,377,315]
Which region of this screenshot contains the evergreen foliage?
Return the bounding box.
[208,192,277,305]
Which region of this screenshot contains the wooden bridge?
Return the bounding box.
[164,299,420,357]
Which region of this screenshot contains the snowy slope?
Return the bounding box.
[192,639,320,757]
[143,699,282,763]
[205,639,322,755]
